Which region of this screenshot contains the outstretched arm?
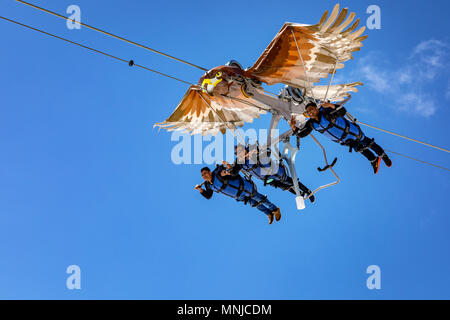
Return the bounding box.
[324,102,347,118]
[290,118,313,138]
[322,102,336,109]
[195,183,213,199]
[332,105,347,118]
[223,160,242,176]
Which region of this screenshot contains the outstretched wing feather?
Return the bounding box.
[154,85,267,136]
[247,4,367,92]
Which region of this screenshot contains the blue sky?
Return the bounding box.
[1,0,449,299]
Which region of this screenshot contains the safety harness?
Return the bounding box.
[263,161,288,185]
[312,106,374,156]
[238,145,289,187]
[315,108,363,144]
[211,165,258,204]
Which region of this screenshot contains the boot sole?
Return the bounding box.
[374,157,381,174]
[274,208,281,221]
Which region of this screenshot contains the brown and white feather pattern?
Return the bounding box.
[309,82,363,102]
[156,4,365,136]
[247,4,366,90]
[154,85,267,136]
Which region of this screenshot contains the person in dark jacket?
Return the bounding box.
[195,166,281,224]
[226,144,315,203]
[290,101,392,174]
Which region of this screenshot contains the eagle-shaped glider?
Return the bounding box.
[155,4,366,136]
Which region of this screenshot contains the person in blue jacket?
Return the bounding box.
[290,101,392,174]
[227,144,315,203]
[195,165,281,224]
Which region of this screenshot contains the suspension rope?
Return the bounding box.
[0,16,193,86]
[2,15,249,145]
[290,27,318,103]
[4,14,449,172]
[15,0,208,72]
[385,149,450,172]
[351,116,450,154]
[219,94,271,112]
[196,92,247,146]
[323,59,338,102]
[285,34,448,156]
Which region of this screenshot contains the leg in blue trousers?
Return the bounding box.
[238,192,281,224]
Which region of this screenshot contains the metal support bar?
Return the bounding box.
[304,134,340,200]
[245,86,306,120]
[281,137,305,210]
[267,114,283,155]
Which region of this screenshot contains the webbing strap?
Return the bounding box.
[236,178,245,198]
[337,120,351,143]
[357,138,375,153]
[251,195,268,208]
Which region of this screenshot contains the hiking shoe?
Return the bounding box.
[371,157,381,174]
[381,153,392,167]
[268,213,274,224]
[272,208,282,222]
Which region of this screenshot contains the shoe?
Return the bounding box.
[272,208,282,222]
[268,213,274,224]
[371,157,381,174]
[381,153,392,167]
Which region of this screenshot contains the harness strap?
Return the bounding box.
[215,167,245,198]
[218,180,228,192]
[357,138,375,153]
[340,123,364,153]
[336,120,351,143]
[317,121,334,134]
[268,180,291,191]
[355,125,363,142]
[278,161,288,182]
[235,177,245,198]
[251,195,268,208]
[316,111,336,134]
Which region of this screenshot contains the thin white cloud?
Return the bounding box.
[396,92,436,118]
[359,62,392,93]
[413,39,444,53]
[396,69,413,84]
[347,39,449,117]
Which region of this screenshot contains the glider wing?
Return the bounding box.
[247,4,366,89]
[154,85,267,136]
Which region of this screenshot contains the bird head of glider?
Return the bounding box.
[199,65,246,96]
[200,70,224,95]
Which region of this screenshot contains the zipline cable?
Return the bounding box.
[1,15,247,146]
[2,16,449,172]
[15,0,208,72]
[0,16,193,86]
[384,149,449,172]
[354,117,449,154]
[14,0,450,155]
